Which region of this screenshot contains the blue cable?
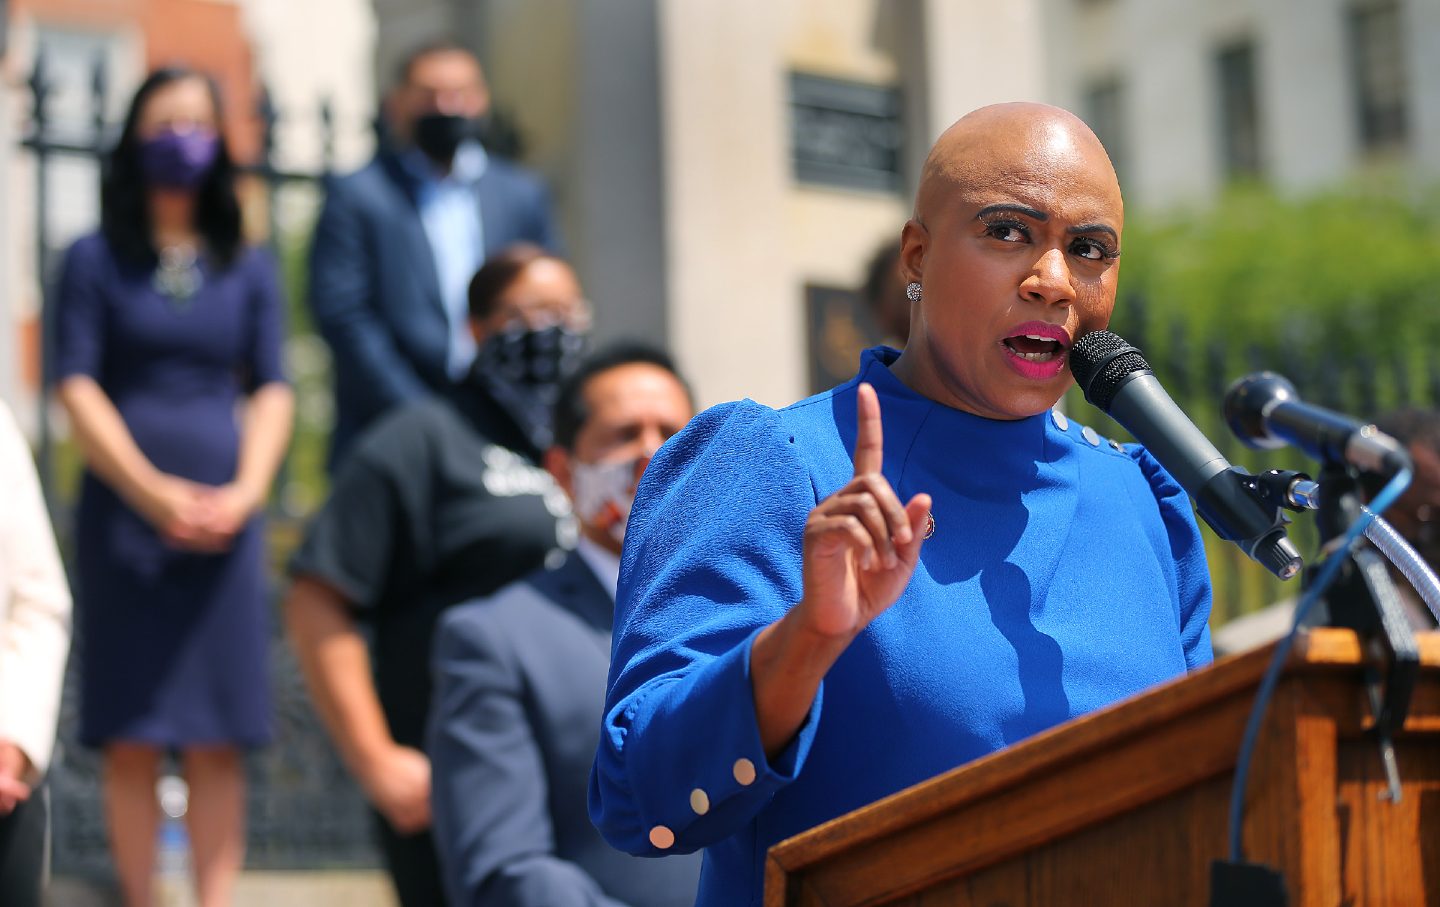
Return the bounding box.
[1225,466,1412,863]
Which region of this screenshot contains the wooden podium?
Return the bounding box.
[765,629,1440,906]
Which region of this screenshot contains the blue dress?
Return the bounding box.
[55,233,286,748]
[589,347,1213,906]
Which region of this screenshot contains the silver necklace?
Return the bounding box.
[153,243,204,307]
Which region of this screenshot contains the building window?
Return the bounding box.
[1082,78,1126,184]
[1348,0,1409,152]
[789,73,903,193]
[1215,41,1263,180]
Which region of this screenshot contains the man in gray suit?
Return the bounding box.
[428,346,701,906]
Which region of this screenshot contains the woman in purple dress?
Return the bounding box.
[53,67,293,907]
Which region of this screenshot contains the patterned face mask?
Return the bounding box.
[470,324,589,452]
[570,457,642,546]
[474,324,588,395]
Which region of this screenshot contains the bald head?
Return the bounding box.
[890,102,1127,421]
[915,103,1121,228]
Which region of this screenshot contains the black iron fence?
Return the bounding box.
[20,49,381,879]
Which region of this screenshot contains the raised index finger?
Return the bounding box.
[853,382,884,476]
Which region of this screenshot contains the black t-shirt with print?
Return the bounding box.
[290,386,569,748]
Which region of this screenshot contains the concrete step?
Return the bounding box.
[47,871,399,907]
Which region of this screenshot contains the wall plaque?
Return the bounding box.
[790,72,903,193]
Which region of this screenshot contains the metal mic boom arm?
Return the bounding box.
[1307,461,1418,803]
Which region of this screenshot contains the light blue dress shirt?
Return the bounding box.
[407,142,489,379]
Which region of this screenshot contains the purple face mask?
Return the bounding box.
[138,128,220,190]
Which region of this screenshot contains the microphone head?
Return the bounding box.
[1069,330,1151,412]
[1223,371,1298,451]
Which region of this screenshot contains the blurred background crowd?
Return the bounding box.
[1,0,1438,904]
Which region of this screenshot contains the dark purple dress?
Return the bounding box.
[55,232,284,748]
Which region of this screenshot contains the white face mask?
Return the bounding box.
[571,457,642,545]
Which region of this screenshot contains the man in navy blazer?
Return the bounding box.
[428,346,701,906]
[309,40,560,468]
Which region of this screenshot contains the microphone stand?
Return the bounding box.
[1209,464,1418,907]
[1303,460,1419,803]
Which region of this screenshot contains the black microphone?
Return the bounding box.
[1070,331,1302,580]
[1223,372,1411,475]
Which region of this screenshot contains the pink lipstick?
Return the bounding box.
[1000,321,1070,380]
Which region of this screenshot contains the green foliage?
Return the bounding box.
[1120,184,1440,359]
[1066,183,1440,624]
[275,218,333,520]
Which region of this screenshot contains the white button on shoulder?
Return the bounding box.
[1109,438,1125,452]
[1081,426,1101,447]
[733,758,757,786]
[1051,410,1069,432]
[649,825,675,850]
[690,788,710,815]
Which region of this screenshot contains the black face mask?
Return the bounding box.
[477,324,587,391]
[471,324,589,451]
[412,113,483,163]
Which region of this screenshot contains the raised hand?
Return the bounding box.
[752,383,932,757]
[796,382,931,640]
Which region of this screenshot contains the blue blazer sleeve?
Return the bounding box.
[430,605,628,907]
[307,177,429,410]
[589,401,824,857]
[1127,444,1214,670]
[478,159,563,256]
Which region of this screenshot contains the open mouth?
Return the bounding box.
[1002,333,1065,363]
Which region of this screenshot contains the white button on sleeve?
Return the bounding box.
[690,788,710,815]
[732,758,757,786]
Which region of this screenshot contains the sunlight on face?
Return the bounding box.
[136,77,218,140]
[572,364,694,468]
[488,259,591,334]
[896,104,1124,421]
[388,50,490,141]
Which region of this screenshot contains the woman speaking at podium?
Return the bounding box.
[590,102,1214,906]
